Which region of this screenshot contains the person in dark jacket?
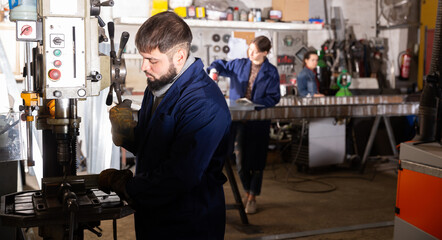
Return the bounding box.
[98,11,231,239]
[207,36,280,214]
[297,51,324,97]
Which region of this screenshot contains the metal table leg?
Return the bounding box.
[360,116,381,173]
[360,116,398,173]
[383,116,398,158]
[224,156,249,225]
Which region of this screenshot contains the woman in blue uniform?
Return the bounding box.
[208,36,280,214]
[297,50,324,97]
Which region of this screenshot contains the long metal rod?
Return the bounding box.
[26,121,33,166]
[25,42,33,91]
[25,42,34,166]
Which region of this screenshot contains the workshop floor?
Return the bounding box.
[26,159,398,240]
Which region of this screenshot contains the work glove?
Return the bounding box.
[109,99,136,148]
[98,168,133,201]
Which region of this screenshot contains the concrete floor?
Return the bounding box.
[24,159,398,240]
[223,161,397,240]
[81,159,398,240]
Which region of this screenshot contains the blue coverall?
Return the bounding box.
[124,58,231,239]
[208,58,280,107]
[208,58,280,195]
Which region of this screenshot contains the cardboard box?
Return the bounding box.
[272,0,309,22]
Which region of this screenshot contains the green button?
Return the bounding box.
[53,49,62,56]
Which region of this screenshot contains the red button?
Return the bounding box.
[53,60,62,68]
[48,69,61,80]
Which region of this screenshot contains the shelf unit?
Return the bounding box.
[113,17,323,92]
[114,17,323,30]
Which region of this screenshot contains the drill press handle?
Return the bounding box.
[117,32,130,60]
[106,29,130,106]
[108,22,115,58]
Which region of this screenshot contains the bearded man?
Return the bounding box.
[98,11,231,239]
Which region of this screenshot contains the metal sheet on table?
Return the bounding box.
[277,95,409,106]
[231,103,419,121]
[230,95,419,121]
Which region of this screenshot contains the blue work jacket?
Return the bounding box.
[208,58,280,107]
[125,58,231,239]
[297,67,319,97]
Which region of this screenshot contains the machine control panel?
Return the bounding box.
[50,34,65,48]
[43,17,86,99]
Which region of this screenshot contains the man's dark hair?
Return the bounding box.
[303,50,318,67]
[251,36,272,53]
[135,11,192,54]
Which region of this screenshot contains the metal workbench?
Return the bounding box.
[230,95,419,121]
[229,95,420,173]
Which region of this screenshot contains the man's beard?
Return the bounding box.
[146,63,178,91]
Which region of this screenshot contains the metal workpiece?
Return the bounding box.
[230,95,419,121]
[277,95,412,106]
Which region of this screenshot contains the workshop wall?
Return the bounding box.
[308,0,409,89]
[98,0,411,91]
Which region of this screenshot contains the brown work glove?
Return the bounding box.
[109,99,136,148]
[98,168,133,201]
